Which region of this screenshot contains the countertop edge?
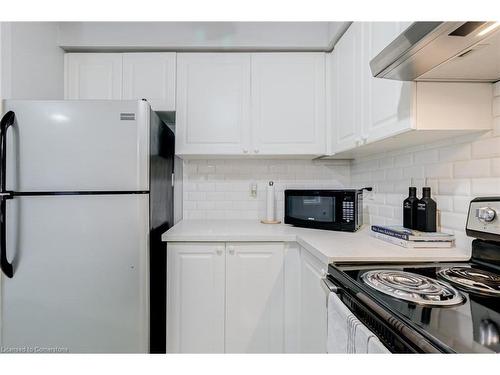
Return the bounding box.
[161,221,471,265]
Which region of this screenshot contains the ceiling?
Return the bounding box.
[57,22,351,52]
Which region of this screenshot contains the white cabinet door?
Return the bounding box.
[251,53,326,155]
[166,242,225,353]
[299,247,327,353]
[122,53,176,111]
[176,53,251,155]
[225,242,284,353]
[330,23,363,153]
[361,22,415,143]
[366,22,410,60]
[65,53,122,100]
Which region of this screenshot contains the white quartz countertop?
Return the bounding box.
[161,220,471,264]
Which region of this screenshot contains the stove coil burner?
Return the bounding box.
[437,267,500,297]
[361,270,464,307]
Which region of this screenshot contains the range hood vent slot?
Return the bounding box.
[457,49,474,58]
[448,22,486,37]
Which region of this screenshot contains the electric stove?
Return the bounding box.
[327,197,500,353]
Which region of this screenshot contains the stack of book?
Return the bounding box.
[371,225,455,248]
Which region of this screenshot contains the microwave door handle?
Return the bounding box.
[0,111,15,278]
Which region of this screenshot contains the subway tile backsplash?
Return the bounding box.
[181,83,499,251]
[351,83,500,249]
[183,159,350,221]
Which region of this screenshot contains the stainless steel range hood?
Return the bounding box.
[370,21,500,82]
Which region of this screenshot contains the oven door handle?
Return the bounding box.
[321,277,338,294]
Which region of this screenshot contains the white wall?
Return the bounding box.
[351,82,499,249]
[183,159,350,220]
[57,22,350,51]
[0,22,64,99]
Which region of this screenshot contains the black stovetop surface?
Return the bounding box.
[330,261,500,353]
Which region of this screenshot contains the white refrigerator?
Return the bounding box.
[0,100,174,353]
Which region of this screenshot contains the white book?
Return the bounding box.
[371,232,455,248]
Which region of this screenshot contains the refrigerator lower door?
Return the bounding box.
[0,194,149,353]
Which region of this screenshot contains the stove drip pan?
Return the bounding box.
[437,267,500,297]
[361,270,464,307]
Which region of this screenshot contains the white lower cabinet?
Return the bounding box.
[226,243,284,353]
[298,246,328,353]
[166,241,285,353]
[166,241,328,353]
[166,242,225,353]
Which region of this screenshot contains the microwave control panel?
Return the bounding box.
[342,199,355,223]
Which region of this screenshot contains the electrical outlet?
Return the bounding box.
[250,183,257,198]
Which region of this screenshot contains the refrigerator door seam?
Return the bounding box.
[11,190,149,196]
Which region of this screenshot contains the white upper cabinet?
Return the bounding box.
[251,53,326,155]
[328,23,362,154]
[328,22,493,157]
[122,53,176,111]
[361,22,414,144]
[65,52,176,110]
[225,242,284,353]
[176,53,252,156]
[65,53,122,100]
[367,22,410,60]
[176,52,326,158]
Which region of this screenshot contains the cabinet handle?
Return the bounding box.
[216,247,223,255]
[228,245,235,255]
[254,149,259,154]
[243,149,249,154]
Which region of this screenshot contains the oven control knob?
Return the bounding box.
[476,207,496,223]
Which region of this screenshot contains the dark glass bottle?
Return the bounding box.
[403,187,418,229]
[416,187,437,232]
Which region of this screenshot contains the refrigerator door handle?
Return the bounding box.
[1,198,13,278]
[0,111,16,278]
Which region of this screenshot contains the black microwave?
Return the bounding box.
[284,189,363,232]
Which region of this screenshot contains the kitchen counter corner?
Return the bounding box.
[161,220,471,264]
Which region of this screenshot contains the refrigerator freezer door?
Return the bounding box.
[3,100,149,192]
[0,194,149,353]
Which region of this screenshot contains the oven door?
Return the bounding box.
[321,278,390,354]
[284,190,342,230]
[325,267,446,353]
